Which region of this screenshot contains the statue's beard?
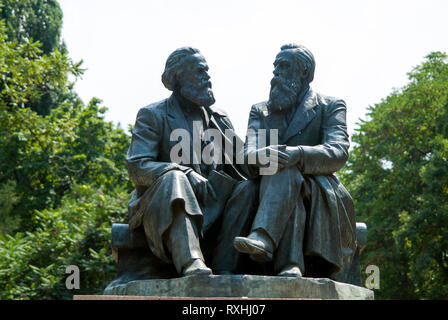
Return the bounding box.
[267,76,301,113]
[180,80,215,108]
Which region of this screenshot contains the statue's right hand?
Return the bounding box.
[186,171,217,204]
[251,145,290,169]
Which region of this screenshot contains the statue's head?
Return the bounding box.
[268,43,315,112]
[162,47,215,108]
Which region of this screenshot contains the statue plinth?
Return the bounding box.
[103,274,373,300]
[102,223,372,300]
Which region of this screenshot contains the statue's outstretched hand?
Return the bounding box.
[249,144,290,170]
[282,146,302,168]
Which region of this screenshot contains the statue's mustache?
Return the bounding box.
[270,76,284,87]
[198,80,212,90]
[183,80,212,92]
[270,76,298,92]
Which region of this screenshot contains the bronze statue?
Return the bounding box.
[108,44,362,291]
[229,44,357,280]
[126,47,257,278]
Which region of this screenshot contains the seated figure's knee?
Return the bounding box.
[159,170,194,193]
[261,166,304,185]
[162,170,188,181]
[164,170,187,177]
[279,166,301,177]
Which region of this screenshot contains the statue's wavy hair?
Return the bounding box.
[162,47,201,91]
[280,43,315,84]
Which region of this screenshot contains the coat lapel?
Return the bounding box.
[166,94,202,174]
[283,88,319,142]
[166,94,190,134]
[207,107,247,181]
[264,109,286,144]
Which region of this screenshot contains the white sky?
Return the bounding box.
[59,0,448,141]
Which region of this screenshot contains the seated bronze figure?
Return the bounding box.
[106,44,364,290]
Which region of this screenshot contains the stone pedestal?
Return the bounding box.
[103,274,373,300]
[102,223,373,300]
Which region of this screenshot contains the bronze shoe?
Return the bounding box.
[182,259,212,277]
[278,265,303,277]
[233,231,274,262]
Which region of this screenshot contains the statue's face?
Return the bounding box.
[178,53,215,107]
[267,50,302,113]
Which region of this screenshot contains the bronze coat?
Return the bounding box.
[126,94,247,262]
[245,88,357,275]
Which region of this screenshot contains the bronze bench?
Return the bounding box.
[108,222,367,287]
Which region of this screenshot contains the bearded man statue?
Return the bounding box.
[126,47,258,278]
[229,44,357,281]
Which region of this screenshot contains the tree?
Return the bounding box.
[0,98,133,232]
[0,0,75,115]
[0,13,133,229]
[0,0,63,54]
[340,52,448,299]
[0,10,133,298]
[0,183,129,299]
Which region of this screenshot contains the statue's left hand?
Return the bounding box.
[282,146,302,168]
[187,171,217,203]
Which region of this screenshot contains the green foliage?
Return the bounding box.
[0,7,133,299]
[340,52,448,299]
[0,0,63,54]
[0,184,129,299]
[0,101,133,231]
[0,179,19,233]
[0,16,132,231]
[0,20,83,115]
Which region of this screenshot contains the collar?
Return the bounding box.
[172,91,203,115]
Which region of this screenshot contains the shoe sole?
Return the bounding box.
[233,237,273,262]
[278,271,302,277]
[184,268,212,277]
[277,266,303,277]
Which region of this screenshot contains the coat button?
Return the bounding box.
[298,130,302,134]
